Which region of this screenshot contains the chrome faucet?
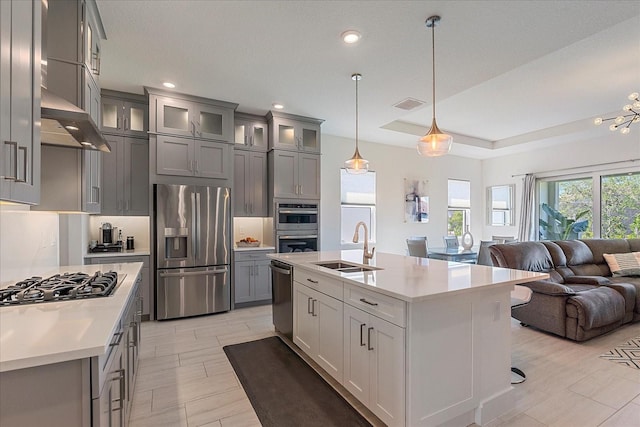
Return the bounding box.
[352,221,375,264]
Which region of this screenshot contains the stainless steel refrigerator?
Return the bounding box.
[155,184,231,320]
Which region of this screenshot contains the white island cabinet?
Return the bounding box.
[0,262,143,427]
[268,250,548,427]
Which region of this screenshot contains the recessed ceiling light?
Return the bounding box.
[65,125,79,131]
[80,141,92,146]
[341,30,361,44]
[272,103,284,110]
[163,82,176,89]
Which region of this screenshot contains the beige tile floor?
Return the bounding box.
[129,305,640,427]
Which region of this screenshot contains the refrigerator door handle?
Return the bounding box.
[159,268,229,278]
[191,192,197,260]
[196,192,201,260]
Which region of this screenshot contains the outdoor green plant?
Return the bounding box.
[539,203,590,240]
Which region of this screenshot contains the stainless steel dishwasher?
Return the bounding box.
[270,260,293,339]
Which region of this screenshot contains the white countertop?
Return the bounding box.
[234,245,275,252]
[0,262,143,372]
[269,250,549,303]
[84,249,151,258]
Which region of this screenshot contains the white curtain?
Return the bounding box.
[517,174,536,242]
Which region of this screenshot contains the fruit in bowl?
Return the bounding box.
[237,237,260,247]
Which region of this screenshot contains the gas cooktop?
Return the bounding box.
[0,271,121,307]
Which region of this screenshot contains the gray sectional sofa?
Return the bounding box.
[489,239,640,341]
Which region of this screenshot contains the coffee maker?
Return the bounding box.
[100,222,118,245]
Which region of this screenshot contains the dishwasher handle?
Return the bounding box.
[269,264,292,275]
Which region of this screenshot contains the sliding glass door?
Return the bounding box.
[537,170,639,240]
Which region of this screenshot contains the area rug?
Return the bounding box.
[223,336,371,427]
[599,336,640,370]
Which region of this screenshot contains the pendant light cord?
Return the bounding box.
[431,21,436,121]
[355,75,359,150]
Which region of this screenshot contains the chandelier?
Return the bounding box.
[344,73,369,174]
[417,15,452,157]
[594,92,640,135]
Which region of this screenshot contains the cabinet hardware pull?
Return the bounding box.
[360,323,366,346]
[367,327,374,351]
[359,298,378,306]
[110,368,125,411]
[116,116,120,130]
[3,141,18,181]
[94,186,100,203]
[125,200,129,211]
[306,278,319,284]
[244,135,248,145]
[16,147,27,183]
[109,331,123,347]
[124,117,129,131]
[311,299,317,316]
[194,160,199,173]
[249,135,253,146]
[307,297,312,314]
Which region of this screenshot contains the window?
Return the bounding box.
[537,169,640,240]
[487,184,515,226]
[448,179,470,237]
[341,169,376,244]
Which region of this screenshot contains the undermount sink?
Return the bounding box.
[313,261,382,273]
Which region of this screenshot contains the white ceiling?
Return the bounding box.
[95,0,640,159]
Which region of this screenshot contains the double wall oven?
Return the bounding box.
[275,202,318,253]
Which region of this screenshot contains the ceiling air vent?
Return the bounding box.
[393,97,425,111]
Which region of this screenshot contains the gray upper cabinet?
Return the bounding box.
[233,150,267,216]
[0,0,41,205]
[147,88,237,180]
[156,135,230,179]
[234,113,268,151]
[101,135,149,216]
[154,95,235,143]
[101,91,148,138]
[267,111,323,153]
[270,151,320,200]
[47,0,105,123]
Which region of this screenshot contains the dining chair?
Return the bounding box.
[476,240,497,266]
[443,236,459,249]
[406,237,428,258]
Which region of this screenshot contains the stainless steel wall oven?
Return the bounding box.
[276,202,318,230]
[276,231,318,253]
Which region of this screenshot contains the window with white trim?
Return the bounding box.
[448,179,471,237]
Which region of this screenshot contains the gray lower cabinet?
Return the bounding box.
[86,256,151,318]
[101,135,149,216]
[156,134,230,179]
[233,150,267,216]
[270,150,320,199]
[0,0,41,205]
[234,250,273,305]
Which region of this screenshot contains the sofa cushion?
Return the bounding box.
[580,239,631,264]
[566,287,625,329]
[489,242,562,282]
[603,252,640,276]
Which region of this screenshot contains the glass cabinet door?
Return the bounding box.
[101,98,122,132]
[156,97,193,137]
[234,121,248,146]
[300,123,320,153]
[275,118,297,149]
[195,104,232,142]
[251,122,267,149]
[124,101,148,138]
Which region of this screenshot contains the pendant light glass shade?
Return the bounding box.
[417,15,452,157]
[345,73,369,174]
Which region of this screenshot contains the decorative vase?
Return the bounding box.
[461,226,474,250]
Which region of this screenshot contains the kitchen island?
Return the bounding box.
[268,250,548,427]
[0,262,143,426]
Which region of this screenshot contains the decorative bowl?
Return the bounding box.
[237,241,260,247]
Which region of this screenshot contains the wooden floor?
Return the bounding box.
[129,305,640,427]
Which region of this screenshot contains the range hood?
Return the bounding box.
[41,87,111,152]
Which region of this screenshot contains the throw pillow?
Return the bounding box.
[603,252,640,276]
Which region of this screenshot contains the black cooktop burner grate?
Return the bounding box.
[0,271,119,306]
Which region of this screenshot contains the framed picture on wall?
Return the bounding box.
[404,179,429,223]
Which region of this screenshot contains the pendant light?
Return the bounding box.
[345,73,369,174]
[417,15,453,157]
